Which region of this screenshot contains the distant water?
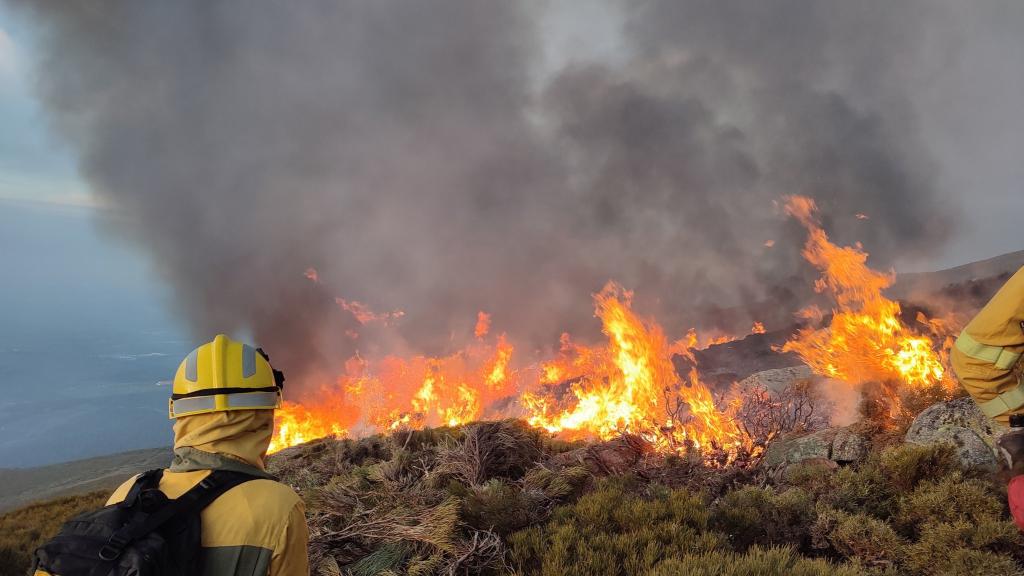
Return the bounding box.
[0,332,189,467]
[0,201,192,467]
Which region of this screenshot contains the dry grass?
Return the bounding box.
[0,490,109,576]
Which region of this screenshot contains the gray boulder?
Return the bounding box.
[763,425,869,467]
[904,397,1003,473]
[736,365,814,394]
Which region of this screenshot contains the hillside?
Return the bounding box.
[0,447,169,513]
[891,249,1024,300]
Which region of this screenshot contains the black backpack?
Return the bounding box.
[32,469,256,576]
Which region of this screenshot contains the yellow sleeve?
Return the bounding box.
[270,499,310,576]
[952,266,1024,423]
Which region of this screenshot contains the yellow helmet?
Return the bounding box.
[169,334,283,419]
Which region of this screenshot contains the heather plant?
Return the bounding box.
[644,546,871,576]
[893,473,1005,534]
[781,443,962,519]
[810,507,904,569]
[708,486,816,550]
[507,477,725,576]
[902,520,1023,576]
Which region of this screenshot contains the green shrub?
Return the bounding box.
[876,444,961,491]
[810,507,904,569]
[803,444,960,519]
[709,486,816,550]
[462,479,534,536]
[644,545,870,576]
[902,520,1023,576]
[0,491,109,576]
[507,479,724,576]
[894,474,1005,535]
[782,459,839,496]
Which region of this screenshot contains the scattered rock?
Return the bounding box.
[774,457,838,484]
[830,427,869,463]
[763,425,870,467]
[735,365,814,394]
[904,397,1003,472]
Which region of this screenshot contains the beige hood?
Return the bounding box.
[172,409,274,470]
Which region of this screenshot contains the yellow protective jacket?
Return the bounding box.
[37,410,309,576]
[951,266,1024,424]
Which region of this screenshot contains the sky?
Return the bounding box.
[0,5,190,466]
[0,2,1022,467]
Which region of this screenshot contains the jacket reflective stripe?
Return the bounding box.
[170,391,280,417]
[978,375,1024,418]
[956,330,1023,370]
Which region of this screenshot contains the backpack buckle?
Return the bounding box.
[98,544,121,561]
[98,533,130,561]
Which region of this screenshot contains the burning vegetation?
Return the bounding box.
[267,196,960,462]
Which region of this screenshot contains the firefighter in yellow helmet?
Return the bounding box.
[107,335,308,575]
[951,266,1024,528]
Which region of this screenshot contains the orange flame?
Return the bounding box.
[268,282,747,456]
[521,283,747,453]
[781,196,951,416]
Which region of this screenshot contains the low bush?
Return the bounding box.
[810,507,904,569]
[894,473,1006,534]
[902,520,1023,576]
[782,443,962,520]
[645,546,869,576]
[709,486,816,550]
[507,478,725,576]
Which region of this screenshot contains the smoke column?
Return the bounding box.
[9,0,965,386]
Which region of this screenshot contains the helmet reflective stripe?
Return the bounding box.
[169,390,282,418]
[185,349,199,381]
[242,345,257,378]
[170,334,282,419]
[227,390,281,409]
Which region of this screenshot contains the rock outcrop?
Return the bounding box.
[762,425,869,467]
[904,397,1003,473]
[735,365,814,393]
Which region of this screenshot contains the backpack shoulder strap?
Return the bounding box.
[118,469,165,509]
[98,470,257,561]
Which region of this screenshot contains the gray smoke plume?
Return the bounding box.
[9,0,966,386]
